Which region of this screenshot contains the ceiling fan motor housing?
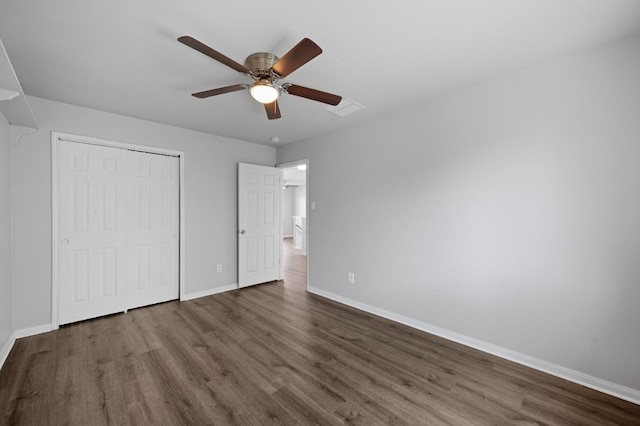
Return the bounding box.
[244,52,280,79]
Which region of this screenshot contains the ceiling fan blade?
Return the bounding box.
[178,36,250,74]
[264,100,281,120]
[271,38,322,78]
[192,84,246,98]
[285,84,342,106]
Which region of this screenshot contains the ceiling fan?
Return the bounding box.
[178,36,342,120]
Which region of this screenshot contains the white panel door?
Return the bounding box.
[238,163,282,287]
[57,141,128,325]
[127,151,180,309]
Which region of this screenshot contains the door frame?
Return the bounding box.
[277,159,309,290]
[51,131,186,330]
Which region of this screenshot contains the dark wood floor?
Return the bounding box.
[1,238,639,425]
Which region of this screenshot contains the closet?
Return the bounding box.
[56,139,179,325]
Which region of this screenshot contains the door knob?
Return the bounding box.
[61,239,70,245]
[240,229,246,234]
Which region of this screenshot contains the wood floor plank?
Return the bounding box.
[1,237,639,425]
[272,383,342,426]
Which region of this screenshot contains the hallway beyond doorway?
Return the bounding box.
[282,236,306,291]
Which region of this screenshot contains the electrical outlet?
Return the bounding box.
[348,272,355,284]
[216,264,222,273]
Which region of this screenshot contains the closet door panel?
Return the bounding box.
[57,141,128,325]
[127,151,179,309]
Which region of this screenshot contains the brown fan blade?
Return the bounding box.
[285,84,342,106]
[271,38,322,78]
[192,84,246,99]
[264,100,281,120]
[178,36,250,74]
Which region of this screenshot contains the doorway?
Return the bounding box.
[279,160,308,289]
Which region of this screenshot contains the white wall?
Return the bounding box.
[277,35,640,394]
[11,96,275,331]
[0,112,11,351]
[282,187,294,236]
[293,186,306,217]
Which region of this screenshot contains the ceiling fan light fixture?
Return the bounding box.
[250,80,279,104]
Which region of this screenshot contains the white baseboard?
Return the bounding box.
[0,331,16,371]
[182,284,238,301]
[308,286,640,405]
[15,323,53,339]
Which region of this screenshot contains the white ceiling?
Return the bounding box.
[283,167,306,187]
[1,1,639,146]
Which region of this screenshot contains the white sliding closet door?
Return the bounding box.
[127,151,179,309]
[57,141,129,325]
[57,140,179,325]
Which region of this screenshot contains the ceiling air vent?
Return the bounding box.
[324,98,365,118]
